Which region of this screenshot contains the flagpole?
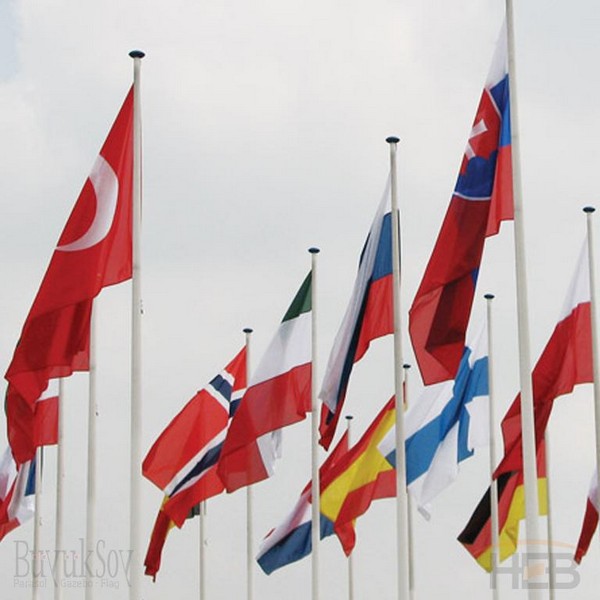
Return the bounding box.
[308,247,321,600]
[386,136,410,600]
[243,327,254,600]
[485,294,500,600]
[128,48,145,600]
[583,207,600,549]
[403,363,415,600]
[54,379,65,599]
[32,446,43,600]
[85,308,98,599]
[504,4,543,595]
[544,432,555,599]
[199,501,206,600]
[345,415,354,600]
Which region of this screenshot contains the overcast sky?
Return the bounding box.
[1,1,600,598]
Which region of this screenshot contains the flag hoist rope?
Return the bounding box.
[309,247,321,600]
[243,327,254,600]
[54,379,66,600]
[504,3,544,596]
[485,294,500,600]
[33,446,43,600]
[199,501,206,600]
[583,207,600,552]
[386,136,410,600]
[403,363,415,600]
[345,415,354,600]
[129,49,145,600]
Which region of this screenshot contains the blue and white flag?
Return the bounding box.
[379,321,489,510]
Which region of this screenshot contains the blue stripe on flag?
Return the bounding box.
[170,442,223,496]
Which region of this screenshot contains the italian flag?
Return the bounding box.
[218,272,312,492]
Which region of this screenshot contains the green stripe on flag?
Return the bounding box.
[282,271,312,322]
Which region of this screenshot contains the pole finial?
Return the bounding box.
[584,206,596,214]
[386,136,400,145]
[129,50,146,59]
[308,247,320,254]
[345,415,354,421]
[243,327,253,334]
[402,363,411,370]
[484,293,495,300]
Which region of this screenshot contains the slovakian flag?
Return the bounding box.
[409,22,513,387]
[319,183,393,449]
[0,448,37,542]
[256,431,349,574]
[320,398,396,555]
[5,89,134,464]
[379,320,489,511]
[218,273,312,493]
[460,239,592,569]
[574,471,598,564]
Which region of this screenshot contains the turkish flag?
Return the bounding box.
[5,88,134,463]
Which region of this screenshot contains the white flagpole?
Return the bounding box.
[345,415,354,600]
[32,446,43,600]
[403,363,415,600]
[54,379,65,600]
[128,49,145,600]
[583,207,600,549]
[544,432,555,599]
[243,327,254,600]
[386,136,409,600]
[504,4,543,595]
[485,294,500,600]
[199,502,206,600]
[309,247,321,600]
[85,308,98,599]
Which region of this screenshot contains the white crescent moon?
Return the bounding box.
[57,154,119,252]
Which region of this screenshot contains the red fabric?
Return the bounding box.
[5,89,133,463]
[574,498,598,564]
[144,508,172,581]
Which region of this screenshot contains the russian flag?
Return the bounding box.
[319,182,393,449]
[409,21,513,387]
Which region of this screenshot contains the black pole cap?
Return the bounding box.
[484,293,495,300]
[402,363,411,369]
[129,50,145,59]
[308,247,320,254]
[386,136,400,144]
[345,415,354,421]
[243,327,253,334]
[584,206,596,214]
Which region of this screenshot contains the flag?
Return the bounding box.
[379,320,489,509]
[496,240,592,477]
[5,89,134,464]
[143,347,247,526]
[320,398,396,555]
[458,444,547,571]
[256,431,349,574]
[574,471,598,564]
[0,448,37,542]
[319,183,393,449]
[218,272,312,492]
[143,348,246,579]
[409,22,513,386]
[460,240,592,568]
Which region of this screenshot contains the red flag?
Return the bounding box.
[5,89,133,463]
[574,471,598,564]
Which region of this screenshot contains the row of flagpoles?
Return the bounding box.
[3,2,600,599]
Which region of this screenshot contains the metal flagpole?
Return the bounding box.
[243,327,254,600]
[86,308,98,599]
[583,207,600,549]
[504,4,543,595]
[54,379,66,600]
[403,364,415,600]
[199,502,206,600]
[544,432,555,599]
[386,136,410,600]
[128,49,145,600]
[485,294,500,600]
[32,446,43,600]
[345,415,354,600]
[309,247,321,600]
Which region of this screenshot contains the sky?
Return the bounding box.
[1,0,600,598]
